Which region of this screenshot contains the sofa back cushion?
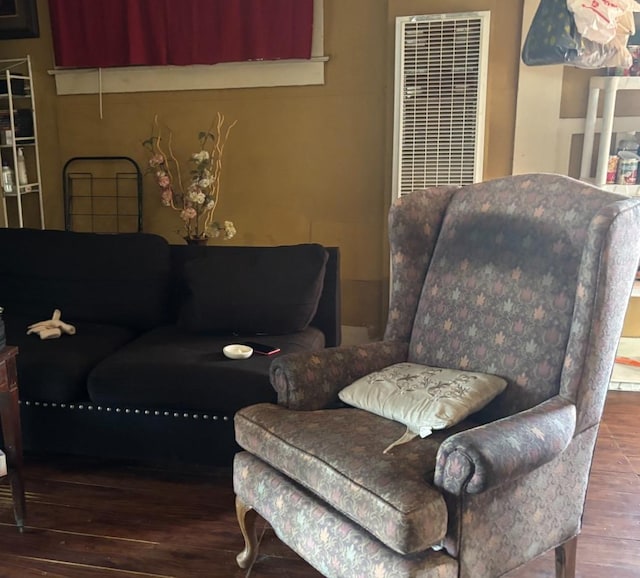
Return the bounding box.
[178,244,328,335]
[0,228,171,330]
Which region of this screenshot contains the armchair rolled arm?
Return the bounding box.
[434,396,576,495]
[270,340,409,410]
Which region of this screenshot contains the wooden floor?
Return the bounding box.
[0,391,638,578]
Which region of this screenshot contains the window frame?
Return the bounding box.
[49,0,325,95]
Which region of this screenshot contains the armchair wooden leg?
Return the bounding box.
[555,536,577,578]
[235,496,259,569]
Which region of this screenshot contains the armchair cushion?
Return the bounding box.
[234,451,459,578]
[235,403,477,555]
[338,363,506,450]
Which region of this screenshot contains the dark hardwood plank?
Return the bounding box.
[0,390,638,577]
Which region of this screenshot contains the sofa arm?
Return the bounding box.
[434,396,576,495]
[270,340,409,410]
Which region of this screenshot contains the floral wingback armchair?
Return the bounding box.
[233,174,640,578]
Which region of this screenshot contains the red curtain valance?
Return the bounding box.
[48,0,314,68]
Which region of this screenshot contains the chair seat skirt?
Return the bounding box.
[234,451,458,578]
[234,403,473,556]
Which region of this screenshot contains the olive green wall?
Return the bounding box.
[1,0,525,338]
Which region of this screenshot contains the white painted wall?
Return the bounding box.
[513,0,565,175]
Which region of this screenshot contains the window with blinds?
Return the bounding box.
[392,12,490,198]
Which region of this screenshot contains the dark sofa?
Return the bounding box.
[0,228,340,465]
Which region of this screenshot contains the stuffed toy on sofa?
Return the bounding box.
[27,309,76,340]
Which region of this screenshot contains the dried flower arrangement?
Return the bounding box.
[143,113,237,242]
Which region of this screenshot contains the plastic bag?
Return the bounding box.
[571,0,638,68]
[568,0,635,44]
[522,0,580,65]
[572,36,632,68]
[523,0,639,68]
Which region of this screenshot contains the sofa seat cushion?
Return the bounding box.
[87,325,325,413]
[235,403,475,555]
[5,314,138,402]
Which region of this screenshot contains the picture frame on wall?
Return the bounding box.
[0,0,39,39]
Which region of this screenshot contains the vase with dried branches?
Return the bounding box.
[143,113,237,244]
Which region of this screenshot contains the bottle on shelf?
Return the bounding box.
[1,161,15,195]
[16,147,28,186]
[0,56,44,227]
[617,151,640,185]
[616,131,640,155]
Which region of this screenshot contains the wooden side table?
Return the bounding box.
[0,346,25,530]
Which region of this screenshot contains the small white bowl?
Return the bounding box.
[223,344,253,360]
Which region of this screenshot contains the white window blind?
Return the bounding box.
[392,12,490,198]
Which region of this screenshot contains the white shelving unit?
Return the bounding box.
[0,56,44,228]
[580,75,640,196]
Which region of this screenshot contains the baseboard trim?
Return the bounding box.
[609,381,640,392]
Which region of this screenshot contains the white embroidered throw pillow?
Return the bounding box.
[338,363,507,453]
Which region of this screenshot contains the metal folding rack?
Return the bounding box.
[63,156,143,233]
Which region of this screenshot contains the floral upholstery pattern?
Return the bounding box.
[233,174,640,578]
[234,451,459,578]
[434,396,576,494]
[235,403,475,554]
[385,186,458,343]
[270,340,408,410]
[453,426,598,577]
[561,201,640,432]
[408,174,639,422]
